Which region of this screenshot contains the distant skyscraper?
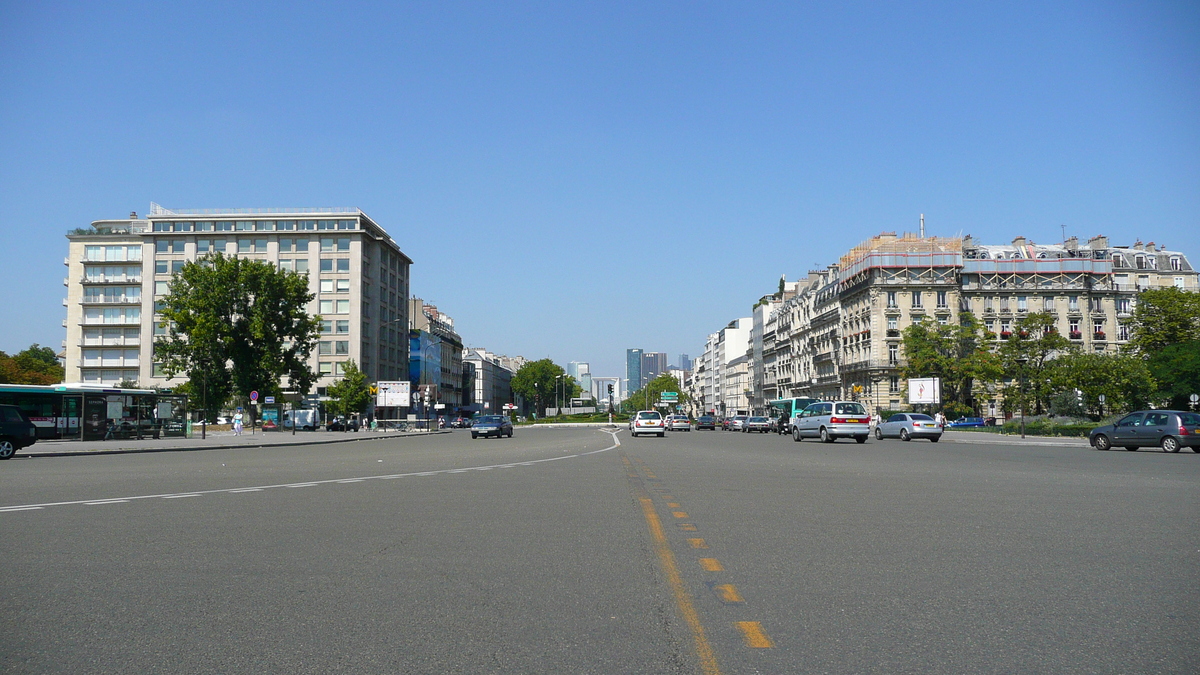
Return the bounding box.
[641,352,667,385]
[678,354,692,371]
[626,349,643,392]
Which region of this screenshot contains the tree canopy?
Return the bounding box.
[997,312,1074,415]
[0,344,65,385]
[1129,287,1200,355]
[511,359,580,415]
[900,314,1001,416]
[154,253,321,419]
[327,360,371,418]
[622,374,688,414]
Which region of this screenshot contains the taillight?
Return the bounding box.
[831,417,848,423]
[1181,425,1191,436]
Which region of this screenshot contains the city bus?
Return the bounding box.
[766,397,820,432]
[0,383,187,441]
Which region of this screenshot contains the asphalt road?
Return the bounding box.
[2,428,1197,674]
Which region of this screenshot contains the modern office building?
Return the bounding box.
[641,352,668,385]
[677,354,692,371]
[626,348,643,393]
[64,204,412,394]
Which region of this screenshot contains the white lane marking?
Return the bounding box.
[2,428,625,514]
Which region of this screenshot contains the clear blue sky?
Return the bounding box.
[2,1,1197,380]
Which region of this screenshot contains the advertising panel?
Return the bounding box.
[376,381,412,408]
[907,378,941,404]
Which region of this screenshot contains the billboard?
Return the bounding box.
[907,378,941,405]
[376,380,412,408]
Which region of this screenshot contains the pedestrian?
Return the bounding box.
[935,411,945,428]
[233,409,244,436]
[871,411,882,432]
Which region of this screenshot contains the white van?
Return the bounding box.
[284,409,319,431]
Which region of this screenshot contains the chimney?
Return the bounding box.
[1065,236,1078,250]
[1133,240,1143,250]
[1088,235,1108,249]
[1012,236,1027,248]
[1146,242,1156,252]
[129,211,138,219]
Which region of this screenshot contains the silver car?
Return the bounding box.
[876,413,942,442]
[791,401,870,443]
[742,416,771,433]
[667,415,692,431]
[728,415,749,431]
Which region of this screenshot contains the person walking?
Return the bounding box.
[233,409,244,436]
[871,411,882,433]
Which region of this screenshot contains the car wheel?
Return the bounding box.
[471,433,478,439]
[900,428,910,441]
[929,436,940,443]
[1125,447,1138,452]
[792,426,801,442]
[820,427,833,443]
[0,439,14,460]
[855,435,867,444]
[1162,436,1180,453]
[875,428,883,440]
[658,432,665,438]
[1092,434,1110,451]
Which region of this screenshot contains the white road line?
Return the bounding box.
[2,428,625,514]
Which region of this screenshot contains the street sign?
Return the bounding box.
[249,390,259,402]
[265,396,275,404]
[661,391,678,401]
[1098,394,1106,404]
[1191,394,1199,403]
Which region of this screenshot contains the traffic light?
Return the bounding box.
[608,384,614,395]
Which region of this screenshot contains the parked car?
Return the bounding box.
[451,417,471,428]
[876,413,943,442]
[791,401,870,443]
[743,416,771,433]
[727,415,749,431]
[327,417,359,432]
[696,415,717,431]
[1089,410,1200,453]
[0,404,38,459]
[471,415,513,439]
[946,417,986,428]
[284,409,319,431]
[667,415,692,431]
[631,410,666,437]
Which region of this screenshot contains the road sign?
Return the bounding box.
[265,396,275,404]
[661,391,678,401]
[1098,394,1106,404]
[1191,393,1199,403]
[249,391,259,402]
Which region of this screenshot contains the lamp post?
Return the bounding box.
[555,374,564,417]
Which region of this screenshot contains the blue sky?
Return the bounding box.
[1,1,1197,380]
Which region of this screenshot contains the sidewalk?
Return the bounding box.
[17,428,450,458]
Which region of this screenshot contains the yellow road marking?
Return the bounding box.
[714,584,744,603]
[668,502,681,508]
[688,538,708,549]
[699,558,725,572]
[673,511,689,518]
[678,523,698,531]
[638,497,721,675]
[735,621,775,648]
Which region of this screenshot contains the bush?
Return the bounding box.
[999,416,1094,437]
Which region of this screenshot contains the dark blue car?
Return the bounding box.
[946,417,986,428]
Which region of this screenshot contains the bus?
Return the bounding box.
[766,397,821,432]
[0,384,187,441]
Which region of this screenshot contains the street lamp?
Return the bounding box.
[555,374,564,417]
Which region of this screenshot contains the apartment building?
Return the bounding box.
[64,205,412,393]
[461,348,518,415]
[409,298,465,411]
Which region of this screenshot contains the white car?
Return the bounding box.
[631,410,666,437]
[667,415,691,431]
[791,401,871,443]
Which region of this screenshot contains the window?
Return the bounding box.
[337,237,350,251]
[336,320,349,333]
[172,260,185,273]
[937,315,948,325]
[195,221,213,231]
[319,362,333,375]
[889,376,899,393]
[887,291,897,308]
[335,340,349,355]
[235,221,254,231]
[936,291,947,308]
[320,259,333,272]
[155,281,169,295]
[294,259,309,273]
[197,239,210,253]
[299,220,316,230]
[256,221,275,231]
[887,316,898,330]
[279,238,293,252]
[888,345,899,364]
[1069,296,1079,311]
[295,238,308,251]
[277,221,296,231]
[319,300,334,314]
[156,240,184,254]
[336,259,349,272]
[320,279,334,294]
[155,260,169,274]
[1093,321,1104,335]
[984,297,994,311]
[1117,323,1129,341]
[337,279,350,293]
[1176,277,1186,289]
[985,320,995,333]
[1017,296,1027,312]
[321,238,335,252]
[1069,319,1080,335]
[1116,298,1130,314]
[335,299,350,314]
[238,239,252,253]
[1135,255,1145,269]
[280,259,294,272]
[215,221,234,231]
[319,341,332,355]
[1171,257,1182,271]
[1000,297,1009,311]
[911,292,922,308]
[255,239,267,252]
[320,320,332,334]
[1043,296,1054,311]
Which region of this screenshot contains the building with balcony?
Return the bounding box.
[63,204,412,392]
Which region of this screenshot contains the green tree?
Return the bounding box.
[1146,341,1200,410]
[327,360,371,419]
[511,359,577,415]
[1128,287,1200,355]
[997,312,1074,415]
[0,344,65,385]
[623,374,689,414]
[1049,351,1157,416]
[154,253,320,422]
[900,314,1001,415]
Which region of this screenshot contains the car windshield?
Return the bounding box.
[476,416,503,424]
[909,414,934,421]
[749,417,767,422]
[835,403,867,415]
[638,412,661,420]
